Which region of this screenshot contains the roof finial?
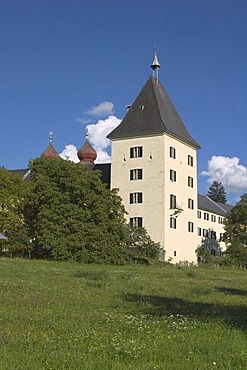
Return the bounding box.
[85,128,89,140]
[150,48,160,81]
[49,131,53,142]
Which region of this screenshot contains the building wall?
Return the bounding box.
[196,209,226,255]
[111,133,201,263]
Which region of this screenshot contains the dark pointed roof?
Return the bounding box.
[108,76,200,149]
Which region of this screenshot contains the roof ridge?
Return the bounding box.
[205,195,228,214]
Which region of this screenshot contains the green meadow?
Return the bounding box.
[0,259,246,370]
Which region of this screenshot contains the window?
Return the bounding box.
[130,192,143,204]
[188,222,194,232]
[219,233,224,242]
[188,176,193,188]
[218,217,223,224]
[170,169,177,182]
[130,217,143,228]
[130,146,143,158]
[174,251,177,257]
[130,169,142,180]
[204,212,209,221]
[170,194,177,209]
[138,105,144,110]
[197,227,202,236]
[188,155,193,166]
[188,198,194,209]
[197,210,201,218]
[170,217,177,229]
[203,229,208,237]
[211,215,216,222]
[209,230,217,239]
[170,146,176,159]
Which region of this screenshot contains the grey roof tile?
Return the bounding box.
[108,76,200,149]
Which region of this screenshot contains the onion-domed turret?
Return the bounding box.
[41,132,60,159]
[77,129,97,169]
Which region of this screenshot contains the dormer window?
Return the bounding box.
[138,105,145,111]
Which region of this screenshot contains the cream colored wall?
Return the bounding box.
[111,135,166,247]
[163,135,198,263]
[111,134,201,263]
[196,209,226,253]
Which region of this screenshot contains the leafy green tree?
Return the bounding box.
[0,168,28,254]
[126,224,162,260]
[224,193,247,246]
[207,181,227,203]
[24,157,128,263]
[223,242,247,268]
[223,194,247,267]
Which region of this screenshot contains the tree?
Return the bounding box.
[207,181,227,203]
[126,224,163,260]
[0,168,28,254]
[224,193,247,246]
[223,194,247,267]
[24,157,128,263]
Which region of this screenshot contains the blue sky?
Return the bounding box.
[1,0,247,203]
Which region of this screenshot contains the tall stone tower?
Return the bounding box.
[108,51,200,262]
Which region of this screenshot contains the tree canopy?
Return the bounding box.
[24,157,128,263]
[223,193,247,267]
[224,193,247,246]
[0,168,28,253]
[207,181,227,203]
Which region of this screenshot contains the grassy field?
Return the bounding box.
[0,259,246,370]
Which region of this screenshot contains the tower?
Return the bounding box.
[108,51,200,262]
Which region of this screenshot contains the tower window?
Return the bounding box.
[130,217,143,228]
[130,146,143,158]
[188,155,193,166]
[170,217,177,229]
[170,169,177,182]
[188,176,193,188]
[188,198,194,209]
[170,147,176,159]
[130,192,143,204]
[130,169,143,180]
[188,222,194,232]
[170,194,177,209]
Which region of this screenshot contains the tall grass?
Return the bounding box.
[0,259,246,369]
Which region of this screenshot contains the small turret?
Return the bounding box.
[77,129,97,169]
[150,48,160,81]
[41,132,60,159]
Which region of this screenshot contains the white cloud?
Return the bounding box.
[201,155,247,194]
[86,115,121,163]
[60,115,121,164]
[59,145,79,163]
[85,101,114,117]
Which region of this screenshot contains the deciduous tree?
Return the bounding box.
[0,168,28,254]
[24,157,128,263]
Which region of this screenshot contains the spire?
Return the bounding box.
[41,132,60,159]
[77,129,97,169]
[150,48,160,81]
